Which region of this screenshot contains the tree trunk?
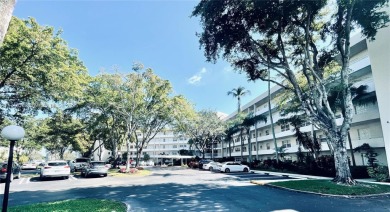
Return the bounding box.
[331,134,356,184]
[348,131,356,166]
[240,130,244,162]
[0,0,16,44]
[125,140,131,171]
[228,139,231,157]
[247,128,252,163]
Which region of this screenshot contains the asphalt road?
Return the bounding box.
[1,167,390,212]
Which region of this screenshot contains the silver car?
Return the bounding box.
[80,161,108,177]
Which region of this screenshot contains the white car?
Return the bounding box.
[40,160,70,180]
[21,163,36,170]
[202,161,221,171]
[218,162,250,173]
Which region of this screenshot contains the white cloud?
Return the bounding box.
[188,67,207,85]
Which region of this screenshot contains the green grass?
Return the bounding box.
[6,199,126,212]
[270,180,390,195]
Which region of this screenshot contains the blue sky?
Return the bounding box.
[13,0,268,115]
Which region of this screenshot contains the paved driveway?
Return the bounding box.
[1,167,390,212]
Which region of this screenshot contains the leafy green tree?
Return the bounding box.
[227,86,251,114]
[133,67,194,167]
[192,0,389,184]
[180,110,225,159]
[0,17,89,124]
[143,153,150,162]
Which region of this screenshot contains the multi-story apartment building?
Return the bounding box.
[93,131,193,163]
[215,26,390,166]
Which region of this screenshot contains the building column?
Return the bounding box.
[367,7,390,172]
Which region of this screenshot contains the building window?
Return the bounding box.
[173,145,177,148]
[235,147,240,152]
[265,130,269,135]
[163,145,165,149]
[357,128,370,140]
[260,145,263,149]
[281,124,290,132]
[252,133,256,138]
[266,143,270,150]
[282,140,291,148]
[184,145,187,147]
[242,147,247,152]
[173,138,177,141]
[163,139,166,142]
[253,145,256,151]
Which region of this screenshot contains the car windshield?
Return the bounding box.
[48,162,67,166]
[75,159,89,163]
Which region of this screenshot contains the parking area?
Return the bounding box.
[218,171,294,181]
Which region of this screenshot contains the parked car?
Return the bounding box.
[21,162,37,170]
[80,161,108,178]
[40,160,70,180]
[0,162,21,182]
[73,157,91,171]
[218,162,250,173]
[198,159,214,170]
[202,161,221,171]
[66,160,75,173]
[188,160,199,169]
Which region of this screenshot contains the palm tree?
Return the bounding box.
[241,114,267,163]
[227,86,251,114]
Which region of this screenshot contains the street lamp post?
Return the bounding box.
[1,125,25,212]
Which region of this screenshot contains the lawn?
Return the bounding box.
[6,199,126,212]
[270,180,390,196]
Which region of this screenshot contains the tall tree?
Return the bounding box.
[132,68,194,167]
[0,17,89,124]
[241,113,267,163]
[227,86,251,114]
[193,0,389,185]
[180,110,224,159]
[0,0,16,44]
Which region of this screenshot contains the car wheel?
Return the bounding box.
[225,168,230,173]
[209,167,213,171]
[243,168,249,172]
[103,173,107,177]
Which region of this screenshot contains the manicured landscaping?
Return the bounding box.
[6,199,126,212]
[270,180,390,196]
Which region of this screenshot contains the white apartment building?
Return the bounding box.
[93,131,193,163]
[215,26,390,166]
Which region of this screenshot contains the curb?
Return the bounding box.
[250,180,390,198]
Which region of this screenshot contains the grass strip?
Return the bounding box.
[270,180,390,195]
[7,198,126,212]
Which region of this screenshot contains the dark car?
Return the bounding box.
[188,160,199,169]
[198,159,214,170]
[0,161,21,182]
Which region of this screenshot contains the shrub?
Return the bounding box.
[367,165,390,182]
[350,166,370,179]
[119,168,139,174]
